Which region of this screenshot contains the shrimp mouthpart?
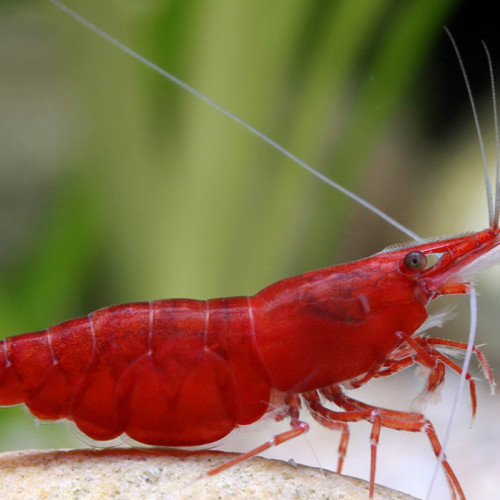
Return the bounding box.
[416,228,500,297]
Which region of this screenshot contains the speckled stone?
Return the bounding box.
[0,449,419,499]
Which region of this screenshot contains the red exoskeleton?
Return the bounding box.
[2,1,499,499]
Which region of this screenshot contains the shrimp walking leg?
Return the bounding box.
[304,387,465,500]
[374,335,494,418]
[205,395,309,477]
[424,338,495,391]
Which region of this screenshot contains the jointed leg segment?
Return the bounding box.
[303,385,465,500]
[205,395,309,477]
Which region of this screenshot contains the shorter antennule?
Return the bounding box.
[445,28,494,227]
[482,41,500,229]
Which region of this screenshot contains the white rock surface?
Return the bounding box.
[0,449,418,499]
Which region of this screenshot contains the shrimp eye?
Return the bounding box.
[401,251,427,274]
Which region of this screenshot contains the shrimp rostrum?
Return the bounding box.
[2,2,500,500]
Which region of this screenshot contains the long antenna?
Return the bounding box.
[425,287,478,500]
[47,0,421,242]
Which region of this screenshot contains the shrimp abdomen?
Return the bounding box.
[0,298,272,446]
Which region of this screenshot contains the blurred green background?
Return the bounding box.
[1,0,500,497]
